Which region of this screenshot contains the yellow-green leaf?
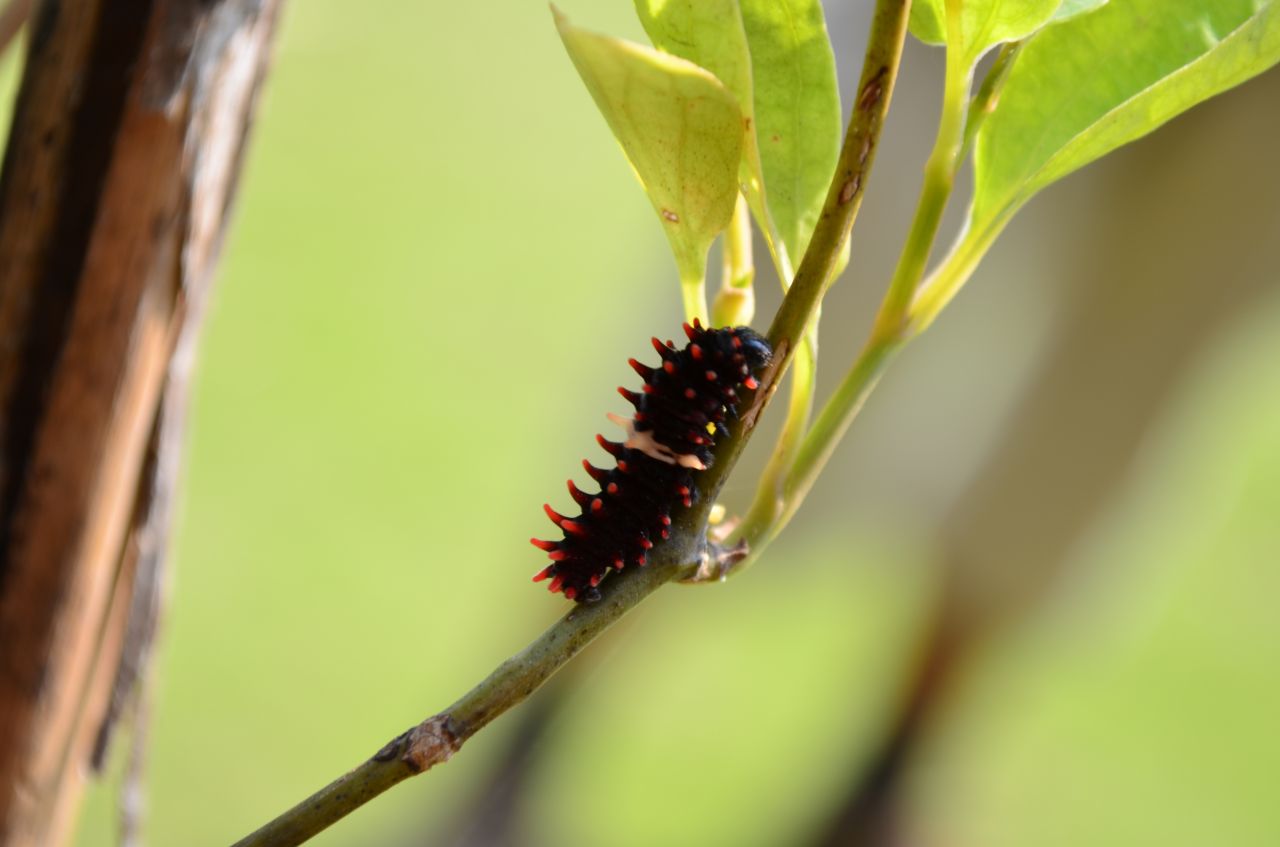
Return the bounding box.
[632,0,773,269]
[739,0,841,267]
[634,0,754,115]
[555,8,745,300]
[910,0,1109,66]
[911,0,1280,333]
[908,0,946,45]
[1051,0,1109,23]
[973,0,1280,235]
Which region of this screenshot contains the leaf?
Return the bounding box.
[634,0,754,113]
[632,0,770,261]
[911,0,1280,332]
[739,0,841,267]
[957,0,1063,64]
[972,0,1280,233]
[909,0,1102,64]
[1051,0,1109,23]
[634,0,841,275]
[554,9,745,290]
[908,0,946,45]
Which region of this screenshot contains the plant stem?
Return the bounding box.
[729,2,920,558]
[736,324,813,546]
[870,6,971,344]
[711,193,756,327]
[723,193,754,291]
[959,40,1022,162]
[741,2,999,556]
[736,234,808,552]
[910,40,1027,335]
[227,3,910,844]
[780,337,898,532]
[766,0,908,354]
[908,212,1006,334]
[228,555,682,847]
[717,0,909,559]
[680,271,710,326]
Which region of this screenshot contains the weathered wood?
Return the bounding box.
[0,2,282,844]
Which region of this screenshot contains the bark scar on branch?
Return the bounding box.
[401,715,462,775]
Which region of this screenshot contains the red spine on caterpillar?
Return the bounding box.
[529,320,772,603]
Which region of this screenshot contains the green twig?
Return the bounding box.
[722,192,755,292]
[679,271,710,326]
[733,0,914,556]
[776,337,898,538]
[226,3,910,844]
[870,6,971,344]
[729,0,911,556]
[732,179,808,548]
[742,0,996,556]
[228,541,691,847]
[765,0,908,361]
[907,211,1005,335]
[909,41,1026,335]
[711,193,756,327]
[959,40,1022,162]
[734,324,814,548]
[733,229,808,552]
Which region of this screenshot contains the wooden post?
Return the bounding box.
[0,2,282,844]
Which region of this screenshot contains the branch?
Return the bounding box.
[871,8,971,343]
[959,40,1022,162]
[737,3,1000,556]
[229,3,910,844]
[765,0,909,356]
[717,0,911,560]
[230,540,689,847]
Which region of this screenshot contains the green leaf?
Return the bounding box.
[911,0,1280,334]
[973,0,1280,233]
[1051,0,1108,23]
[908,0,946,45]
[739,0,841,268]
[634,0,753,113]
[909,0,1100,64]
[634,0,841,276]
[632,0,771,267]
[959,0,1062,63]
[555,8,745,301]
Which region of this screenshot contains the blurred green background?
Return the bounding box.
[0,1,1265,845]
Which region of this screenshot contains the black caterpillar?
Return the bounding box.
[532,320,772,603]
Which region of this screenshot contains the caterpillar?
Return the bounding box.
[531,319,772,603]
